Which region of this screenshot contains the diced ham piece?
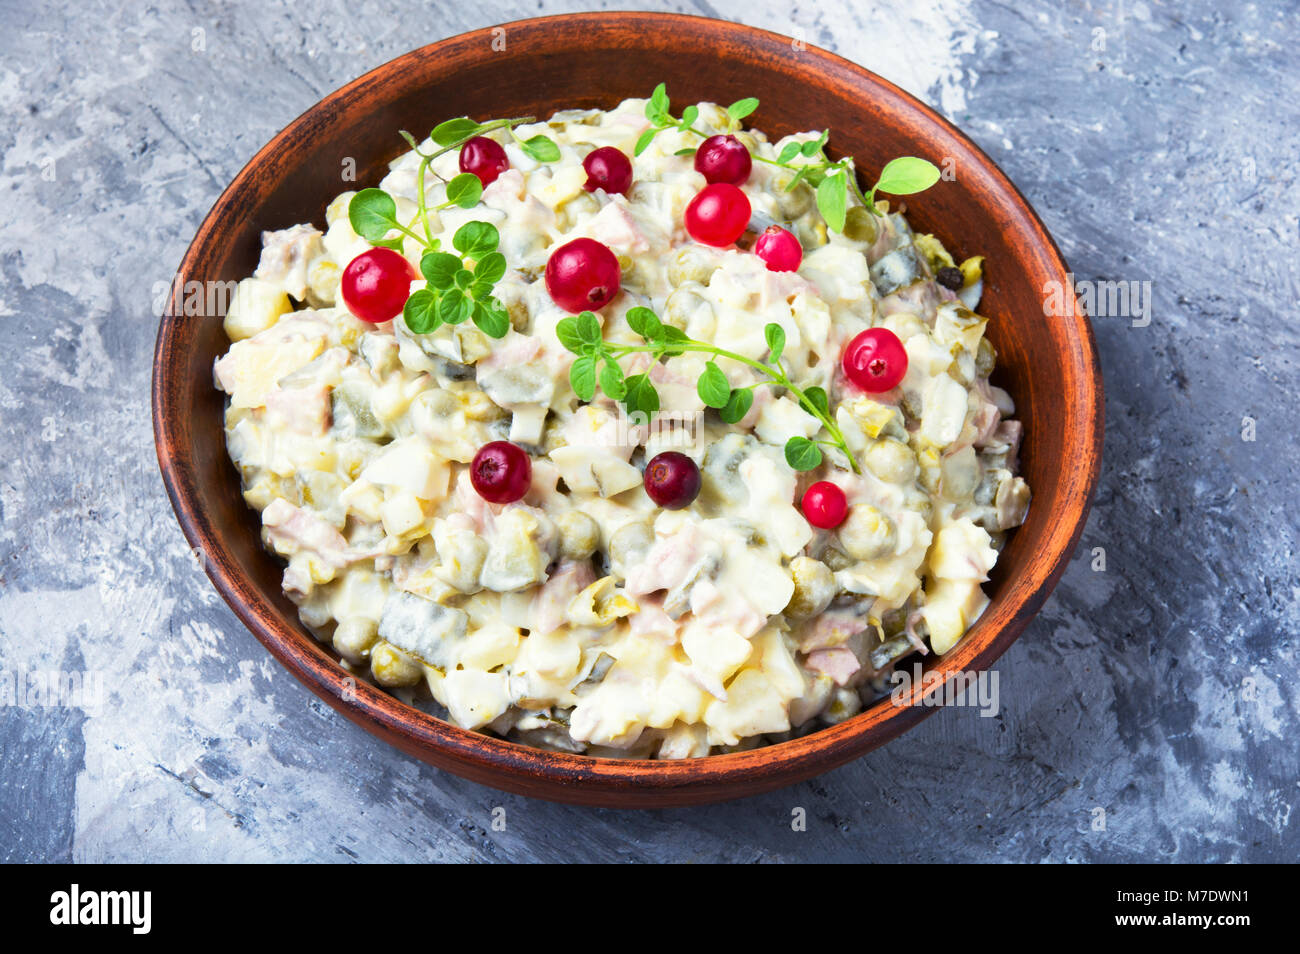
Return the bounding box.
[265,383,331,436]
[804,647,861,687]
[530,560,597,636]
[255,225,323,301]
[587,200,650,254]
[475,332,544,375]
[798,610,867,654]
[624,522,714,597]
[262,498,353,568]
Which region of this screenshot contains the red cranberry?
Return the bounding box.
[470,441,533,504]
[582,146,633,195]
[842,328,908,393]
[754,225,802,272]
[458,136,509,186]
[685,183,751,247]
[545,238,621,312]
[694,134,752,185]
[801,481,848,529]
[643,452,701,510]
[341,247,417,323]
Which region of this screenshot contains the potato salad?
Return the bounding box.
[213,91,1030,758]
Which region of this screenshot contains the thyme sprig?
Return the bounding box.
[555,307,860,474]
[346,118,561,339]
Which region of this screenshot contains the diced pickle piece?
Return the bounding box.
[331,384,387,440]
[870,246,925,296]
[377,591,469,669]
[869,635,915,671]
[479,509,556,592]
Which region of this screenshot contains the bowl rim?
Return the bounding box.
[152,11,1104,807]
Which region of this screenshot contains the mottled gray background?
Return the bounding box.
[1,0,1296,863]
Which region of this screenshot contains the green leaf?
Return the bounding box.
[555,316,583,353]
[520,135,561,162]
[470,279,495,300]
[420,251,462,289]
[697,361,731,409]
[473,251,507,285]
[658,325,688,356]
[802,386,830,418]
[473,298,510,338]
[634,127,659,157]
[874,156,941,195]
[625,306,656,336]
[764,323,786,364]
[679,104,699,130]
[635,308,664,343]
[674,147,697,157]
[623,373,659,417]
[437,289,471,325]
[453,221,499,257]
[402,289,441,335]
[445,172,483,209]
[647,83,669,122]
[816,172,848,233]
[569,355,597,401]
[719,387,753,424]
[784,165,810,193]
[431,117,482,146]
[784,436,823,471]
[453,268,475,291]
[802,130,829,157]
[575,311,603,345]
[348,188,402,243]
[599,358,627,400]
[727,97,759,121]
[776,141,802,164]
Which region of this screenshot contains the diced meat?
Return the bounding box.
[587,200,650,254]
[255,225,323,301]
[262,498,352,567]
[804,647,861,686]
[531,560,597,636]
[266,383,331,436]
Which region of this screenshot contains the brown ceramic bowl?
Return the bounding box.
[152,12,1102,806]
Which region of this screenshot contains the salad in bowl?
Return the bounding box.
[212,85,1030,759]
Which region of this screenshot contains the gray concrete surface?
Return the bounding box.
[1,0,1296,862]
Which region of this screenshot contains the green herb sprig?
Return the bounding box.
[763,148,942,233]
[347,118,560,339]
[635,83,760,157]
[402,221,511,338]
[555,307,860,474]
[634,83,941,234]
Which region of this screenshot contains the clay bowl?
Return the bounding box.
[153,12,1103,806]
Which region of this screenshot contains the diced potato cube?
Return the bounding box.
[379,491,428,539]
[223,278,293,342]
[360,439,450,501]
